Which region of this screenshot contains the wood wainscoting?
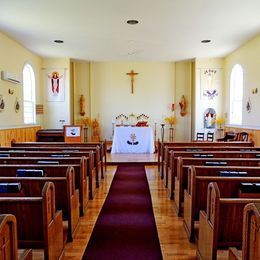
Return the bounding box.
[0,125,41,146]
[225,126,260,146]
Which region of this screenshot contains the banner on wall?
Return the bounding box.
[200,68,222,100]
[46,69,65,102]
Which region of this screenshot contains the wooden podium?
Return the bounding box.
[63,125,82,143]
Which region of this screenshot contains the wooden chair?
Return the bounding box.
[206,132,214,142]
[196,132,204,141]
[238,132,249,141]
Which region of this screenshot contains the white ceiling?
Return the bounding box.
[0,0,259,62]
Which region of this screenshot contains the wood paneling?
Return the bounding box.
[0,126,41,146]
[225,126,260,146]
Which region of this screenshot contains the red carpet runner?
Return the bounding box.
[82,165,163,260]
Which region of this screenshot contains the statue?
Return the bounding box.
[179,95,187,117]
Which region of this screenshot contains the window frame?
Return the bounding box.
[23,63,36,124]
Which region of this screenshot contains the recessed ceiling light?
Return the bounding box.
[201,39,211,43]
[54,40,64,43]
[127,20,139,25]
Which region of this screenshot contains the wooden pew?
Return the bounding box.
[0,163,88,216]
[174,157,260,215]
[158,140,254,174]
[11,140,107,172]
[0,182,65,260]
[197,182,260,260]
[0,145,103,181]
[35,129,64,142]
[0,154,95,203]
[0,214,32,260]
[229,203,260,260]
[183,166,260,242]
[0,166,79,242]
[0,147,101,189]
[167,150,260,199]
[162,145,259,181]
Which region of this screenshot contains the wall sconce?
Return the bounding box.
[8,89,14,95]
[252,88,258,94]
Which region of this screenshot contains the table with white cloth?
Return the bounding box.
[111,126,155,153]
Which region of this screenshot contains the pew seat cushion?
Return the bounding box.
[0,154,10,157]
[193,154,214,158]
[0,183,21,193]
[37,160,59,165]
[16,169,44,177]
[50,154,70,157]
[219,171,247,177]
[240,183,260,193]
[204,161,227,166]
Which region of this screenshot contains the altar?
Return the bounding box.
[111,126,155,153]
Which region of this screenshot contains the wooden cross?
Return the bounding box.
[126,70,139,94]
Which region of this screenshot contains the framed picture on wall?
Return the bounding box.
[46,69,65,102]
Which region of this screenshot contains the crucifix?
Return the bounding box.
[126,69,139,94]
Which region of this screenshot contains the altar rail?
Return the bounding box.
[0,125,41,146]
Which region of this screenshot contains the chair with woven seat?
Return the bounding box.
[206,132,214,142]
[196,132,205,141]
[238,132,249,141]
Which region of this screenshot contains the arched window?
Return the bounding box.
[230,64,243,125]
[23,63,35,124]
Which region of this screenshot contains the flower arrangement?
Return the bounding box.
[214,116,225,128]
[76,117,92,126]
[164,116,176,126]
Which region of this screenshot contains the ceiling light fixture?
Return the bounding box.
[127,20,139,25]
[54,40,64,43]
[201,39,211,43]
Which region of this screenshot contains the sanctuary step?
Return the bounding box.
[107,152,157,165]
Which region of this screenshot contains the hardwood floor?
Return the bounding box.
[61,162,197,260]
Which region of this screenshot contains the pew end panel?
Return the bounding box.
[183,166,196,242]
[65,166,80,241]
[79,157,88,216]
[241,202,260,260]
[0,214,18,260]
[0,214,33,260]
[167,150,175,199]
[0,182,65,260]
[42,182,65,260]
[197,182,260,260]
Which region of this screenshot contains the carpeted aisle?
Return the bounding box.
[82,165,163,260]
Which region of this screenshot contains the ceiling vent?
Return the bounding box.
[1,71,21,84]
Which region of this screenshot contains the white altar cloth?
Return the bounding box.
[111,126,155,153]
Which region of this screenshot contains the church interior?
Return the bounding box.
[0,1,260,259]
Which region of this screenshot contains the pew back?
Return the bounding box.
[0,182,64,260]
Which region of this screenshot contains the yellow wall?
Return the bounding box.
[0,31,42,126]
[1,29,259,141]
[72,61,91,122]
[90,62,175,140]
[174,61,193,141]
[225,34,260,128]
